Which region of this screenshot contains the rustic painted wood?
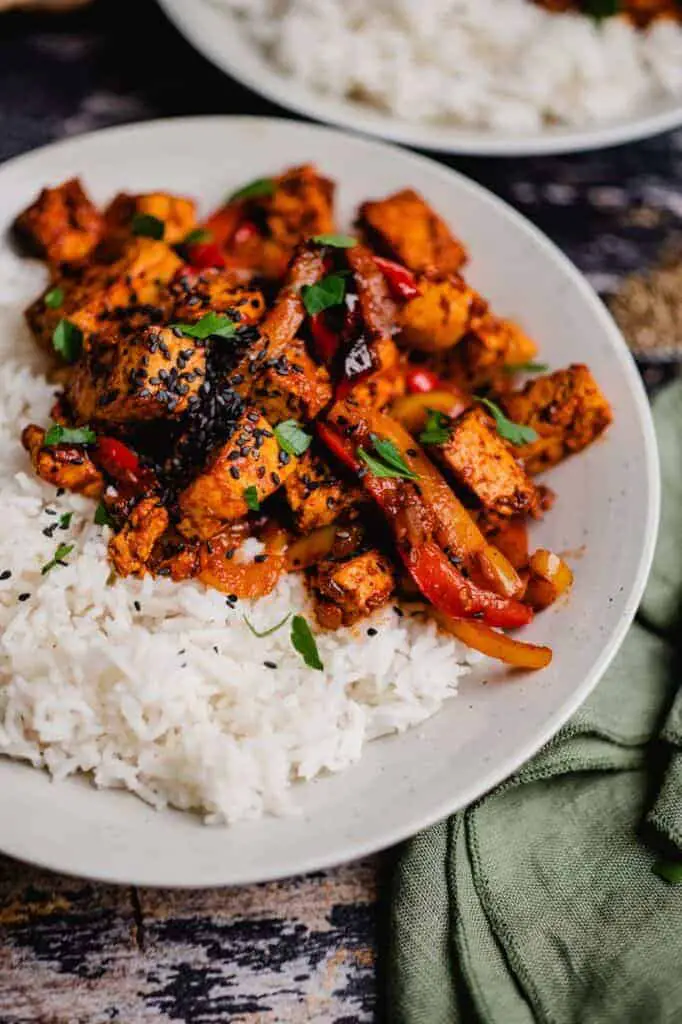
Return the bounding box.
[0,1,680,1021]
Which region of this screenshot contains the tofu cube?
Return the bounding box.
[178,409,298,539]
[310,550,396,629]
[284,449,362,532]
[251,337,332,423]
[104,191,197,245]
[14,178,103,265]
[169,267,265,326]
[398,273,485,353]
[502,364,613,474]
[358,188,466,274]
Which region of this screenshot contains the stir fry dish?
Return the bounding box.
[15,166,613,671]
[534,0,681,25]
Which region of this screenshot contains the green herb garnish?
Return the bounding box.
[243,485,260,512]
[653,860,682,885]
[584,0,619,20]
[478,397,538,446]
[52,319,83,363]
[44,286,64,310]
[311,233,357,249]
[182,227,213,246]
[41,542,74,575]
[291,614,324,671]
[419,409,451,446]
[359,434,418,480]
[274,420,312,457]
[228,177,275,203]
[94,502,113,527]
[58,512,73,529]
[301,274,347,316]
[170,312,236,340]
[243,612,291,638]
[131,212,165,240]
[44,424,96,447]
[502,361,549,376]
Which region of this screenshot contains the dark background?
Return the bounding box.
[0,2,680,1021]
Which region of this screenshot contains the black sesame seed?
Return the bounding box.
[228,593,238,603]
[44,508,56,516]
[367,627,378,637]
[134,600,141,612]
[264,661,277,670]
[254,554,267,564]
[393,606,404,617]
[18,592,30,602]
[229,466,241,480]
[0,570,11,580]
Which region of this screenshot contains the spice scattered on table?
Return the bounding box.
[609,236,682,361]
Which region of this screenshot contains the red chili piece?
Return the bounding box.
[405,367,442,394]
[310,313,340,364]
[187,242,225,270]
[373,256,420,301]
[232,220,260,246]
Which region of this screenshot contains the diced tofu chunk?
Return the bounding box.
[435,406,538,517]
[178,410,298,539]
[251,337,332,423]
[397,273,486,352]
[14,178,103,265]
[310,550,396,629]
[284,449,362,532]
[21,424,103,498]
[438,313,538,391]
[358,189,466,274]
[66,326,206,424]
[104,192,197,245]
[169,267,265,326]
[502,364,613,474]
[108,497,169,577]
[208,164,335,279]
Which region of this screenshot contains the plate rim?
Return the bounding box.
[0,115,660,886]
[157,0,682,157]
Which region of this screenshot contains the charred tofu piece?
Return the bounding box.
[178,410,298,539]
[252,337,332,423]
[284,449,362,532]
[397,272,486,353]
[14,178,103,266]
[66,326,206,424]
[310,550,396,629]
[21,424,103,498]
[208,164,335,279]
[26,239,182,354]
[169,266,265,326]
[434,406,538,518]
[502,364,613,475]
[437,313,538,391]
[104,192,197,245]
[357,189,466,275]
[109,497,169,578]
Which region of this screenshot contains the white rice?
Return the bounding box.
[0,254,474,824]
[213,0,682,132]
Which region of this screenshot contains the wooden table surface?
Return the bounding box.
[0,2,680,1021]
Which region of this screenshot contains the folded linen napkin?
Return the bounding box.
[390,379,682,1024]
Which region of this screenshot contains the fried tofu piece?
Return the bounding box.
[252,337,332,423]
[26,239,182,354]
[438,313,538,391]
[168,266,265,326]
[435,406,538,518]
[178,410,298,539]
[104,191,197,245]
[310,550,396,629]
[397,272,486,353]
[66,325,206,424]
[502,364,613,475]
[14,178,103,266]
[109,497,169,578]
[284,449,362,532]
[357,188,466,275]
[208,164,335,279]
[21,424,103,498]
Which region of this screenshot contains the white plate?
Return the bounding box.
[0,117,658,886]
[158,0,682,157]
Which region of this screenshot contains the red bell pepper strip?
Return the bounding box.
[373,256,420,301]
[232,220,260,247]
[403,541,532,630]
[310,313,340,364]
[405,367,442,394]
[316,423,532,629]
[94,436,155,494]
[186,241,225,270]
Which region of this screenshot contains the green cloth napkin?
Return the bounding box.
[390,380,682,1024]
